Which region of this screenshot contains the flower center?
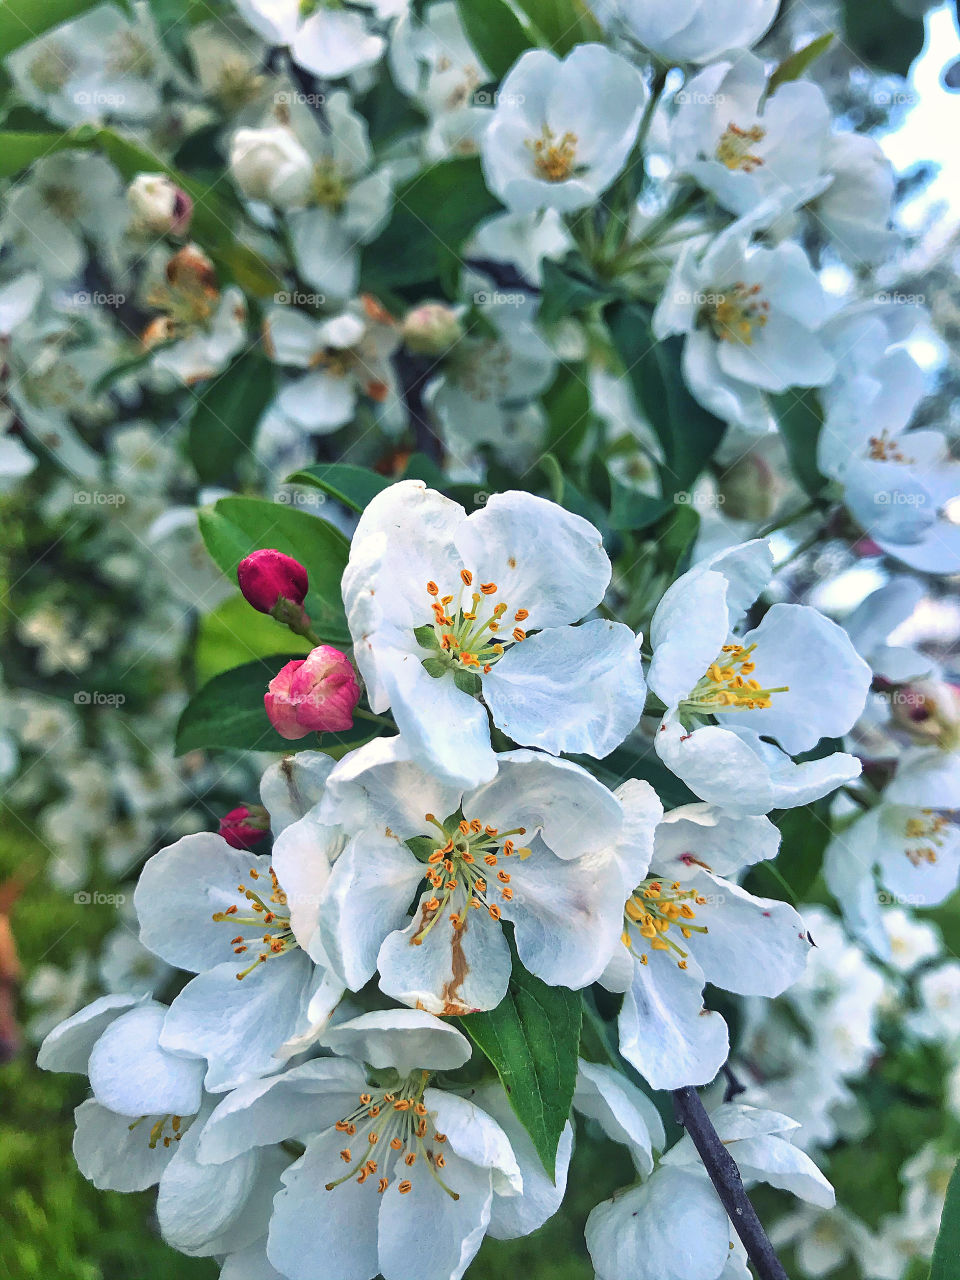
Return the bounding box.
[326,1073,458,1200]
[702,283,770,345]
[903,810,950,867]
[211,865,298,979]
[411,813,530,946]
[715,122,766,172]
[127,1112,190,1149]
[868,430,913,464]
[620,878,709,969]
[28,44,75,93]
[526,124,580,182]
[311,157,349,211]
[681,643,789,715]
[419,571,529,677]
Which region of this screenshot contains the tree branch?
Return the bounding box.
[672,1086,789,1280]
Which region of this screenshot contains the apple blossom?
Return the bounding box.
[342,480,647,787]
[480,45,647,214]
[237,548,309,615]
[648,541,871,815]
[603,0,779,65]
[306,734,649,1014]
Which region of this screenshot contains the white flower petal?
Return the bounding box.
[320,734,463,839]
[73,1099,177,1191]
[260,751,336,833]
[37,992,140,1073]
[573,1059,664,1175]
[324,1009,473,1075]
[88,1004,205,1118]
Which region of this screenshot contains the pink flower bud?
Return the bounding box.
[237,549,309,614]
[219,804,270,849]
[265,646,361,739]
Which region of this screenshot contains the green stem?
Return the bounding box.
[353,707,395,729]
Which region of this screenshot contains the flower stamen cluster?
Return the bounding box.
[621,879,708,969]
[211,865,297,979]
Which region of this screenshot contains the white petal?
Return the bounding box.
[648,569,732,708]
[618,953,729,1091]
[320,734,463,839]
[318,831,424,989]
[260,751,336,833]
[88,1004,205,1118]
[37,992,140,1073]
[735,1136,835,1208]
[585,1167,730,1280]
[652,804,780,880]
[378,895,512,1015]
[324,1009,473,1075]
[573,1059,664,1175]
[73,1099,177,1191]
[465,749,622,858]
[270,808,341,961]
[198,1058,368,1163]
[160,951,318,1092]
[454,491,610,628]
[482,620,646,758]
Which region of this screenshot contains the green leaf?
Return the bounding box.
[413,624,440,650]
[607,476,671,532]
[769,804,831,901]
[456,0,533,80]
[655,503,701,580]
[362,159,501,292]
[773,389,828,499]
[188,351,275,483]
[0,131,75,178]
[0,0,99,57]
[194,595,311,686]
[513,0,602,54]
[198,496,350,644]
[176,654,373,755]
[538,255,615,327]
[286,463,392,514]
[541,365,593,462]
[768,32,835,95]
[927,1158,960,1280]
[843,0,925,77]
[606,301,725,496]
[460,959,581,1178]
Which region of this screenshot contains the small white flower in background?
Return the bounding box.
[191,1009,557,1280]
[670,51,832,220]
[133,753,345,1090]
[0,150,130,281]
[881,906,941,974]
[586,1103,834,1280]
[424,277,557,456]
[231,92,395,298]
[770,1204,873,1279]
[232,0,385,80]
[343,480,647,787]
[263,296,401,433]
[142,245,248,386]
[480,45,647,214]
[467,209,574,287]
[602,0,779,65]
[647,540,871,815]
[304,734,649,1014]
[813,132,896,263]
[842,577,935,686]
[599,797,810,1089]
[911,961,960,1043]
[654,217,836,432]
[7,2,164,126]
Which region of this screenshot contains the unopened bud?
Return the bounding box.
[238,548,309,615]
[128,173,193,236]
[219,804,269,849]
[402,303,463,357]
[265,647,361,739]
[229,126,314,208]
[716,452,779,523]
[891,680,960,750]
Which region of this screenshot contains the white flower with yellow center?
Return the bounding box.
[598,797,810,1089]
[190,1010,565,1280]
[134,753,346,1090]
[344,480,647,788]
[479,45,647,214]
[648,541,871,815]
[654,219,835,432]
[670,52,832,219]
[301,735,649,1014]
[602,0,779,66]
